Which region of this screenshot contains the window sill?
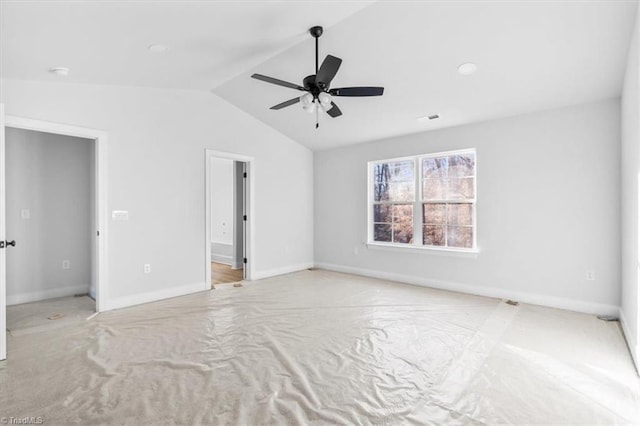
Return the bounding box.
[366,242,479,258]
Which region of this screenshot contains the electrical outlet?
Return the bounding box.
[354,246,359,255]
[144,264,151,274]
[21,209,30,219]
[586,270,595,281]
[62,260,70,270]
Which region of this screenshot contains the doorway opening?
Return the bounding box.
[4,127,96,334]
[0,115,108,358]
[205,150,253,288]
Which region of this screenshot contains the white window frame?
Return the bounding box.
[367,148,477,253]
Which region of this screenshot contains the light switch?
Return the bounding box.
[112,210,129,221]
[21,209,30,219]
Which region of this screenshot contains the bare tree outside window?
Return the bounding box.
[372,160,414,243]
[422,153,475,248]
[370,150,476,250]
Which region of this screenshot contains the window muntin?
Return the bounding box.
[369,150,476,251]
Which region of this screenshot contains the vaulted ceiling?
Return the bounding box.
[1,1,637,150]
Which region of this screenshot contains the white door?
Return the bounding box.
[0,103,7,360]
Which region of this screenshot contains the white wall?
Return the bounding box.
[621,5,640,369]
[0,79,314,309]
[315,99,621,315]
[210,157,234,264]
[5,128,93,305]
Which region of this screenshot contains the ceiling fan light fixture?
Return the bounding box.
[303,100,316,114]
[318,92,332,106]
[300,93,314,107]
[320,102,332,113]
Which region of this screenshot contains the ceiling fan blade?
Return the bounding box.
[326,102,342,118]
[270,97,300,110]
[251,74,305,91]
[329,87,384,97]
[316,55,342,87]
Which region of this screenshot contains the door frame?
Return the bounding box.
[1,104,6,360]
[205,149,254,286]
[3,115,109,314]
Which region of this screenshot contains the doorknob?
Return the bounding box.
[0,240,16,248]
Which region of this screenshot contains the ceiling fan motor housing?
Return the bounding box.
[303,75,324,96]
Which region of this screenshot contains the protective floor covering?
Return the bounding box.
[6,295,95,336]
[0,270,638,425]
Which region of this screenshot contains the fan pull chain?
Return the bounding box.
[316,100,319,129]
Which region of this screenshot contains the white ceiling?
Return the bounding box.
[216,1,638,150]
[0,1,372,90]
[1,1,637,151]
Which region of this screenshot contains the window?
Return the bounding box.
[368,149,476,251]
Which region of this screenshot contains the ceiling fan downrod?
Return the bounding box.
[310,25,323,129]
[309,25,323,75]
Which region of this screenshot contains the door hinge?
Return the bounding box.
[243,258,247,264]
[97,230,100,237]
[243,172,247,178]
[243,215,247,221]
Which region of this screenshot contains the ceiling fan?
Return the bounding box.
[251,25,384,128]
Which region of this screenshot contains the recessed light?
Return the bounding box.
[49,67,70,76]
[457,62,477,75]
[148,44,169,53]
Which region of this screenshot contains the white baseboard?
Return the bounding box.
[211,254,233,265]
[619,308,639,375]
[314,262,620,317]
[105,281,208,311]
[251,262,314,281]
[7,285,90,306]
